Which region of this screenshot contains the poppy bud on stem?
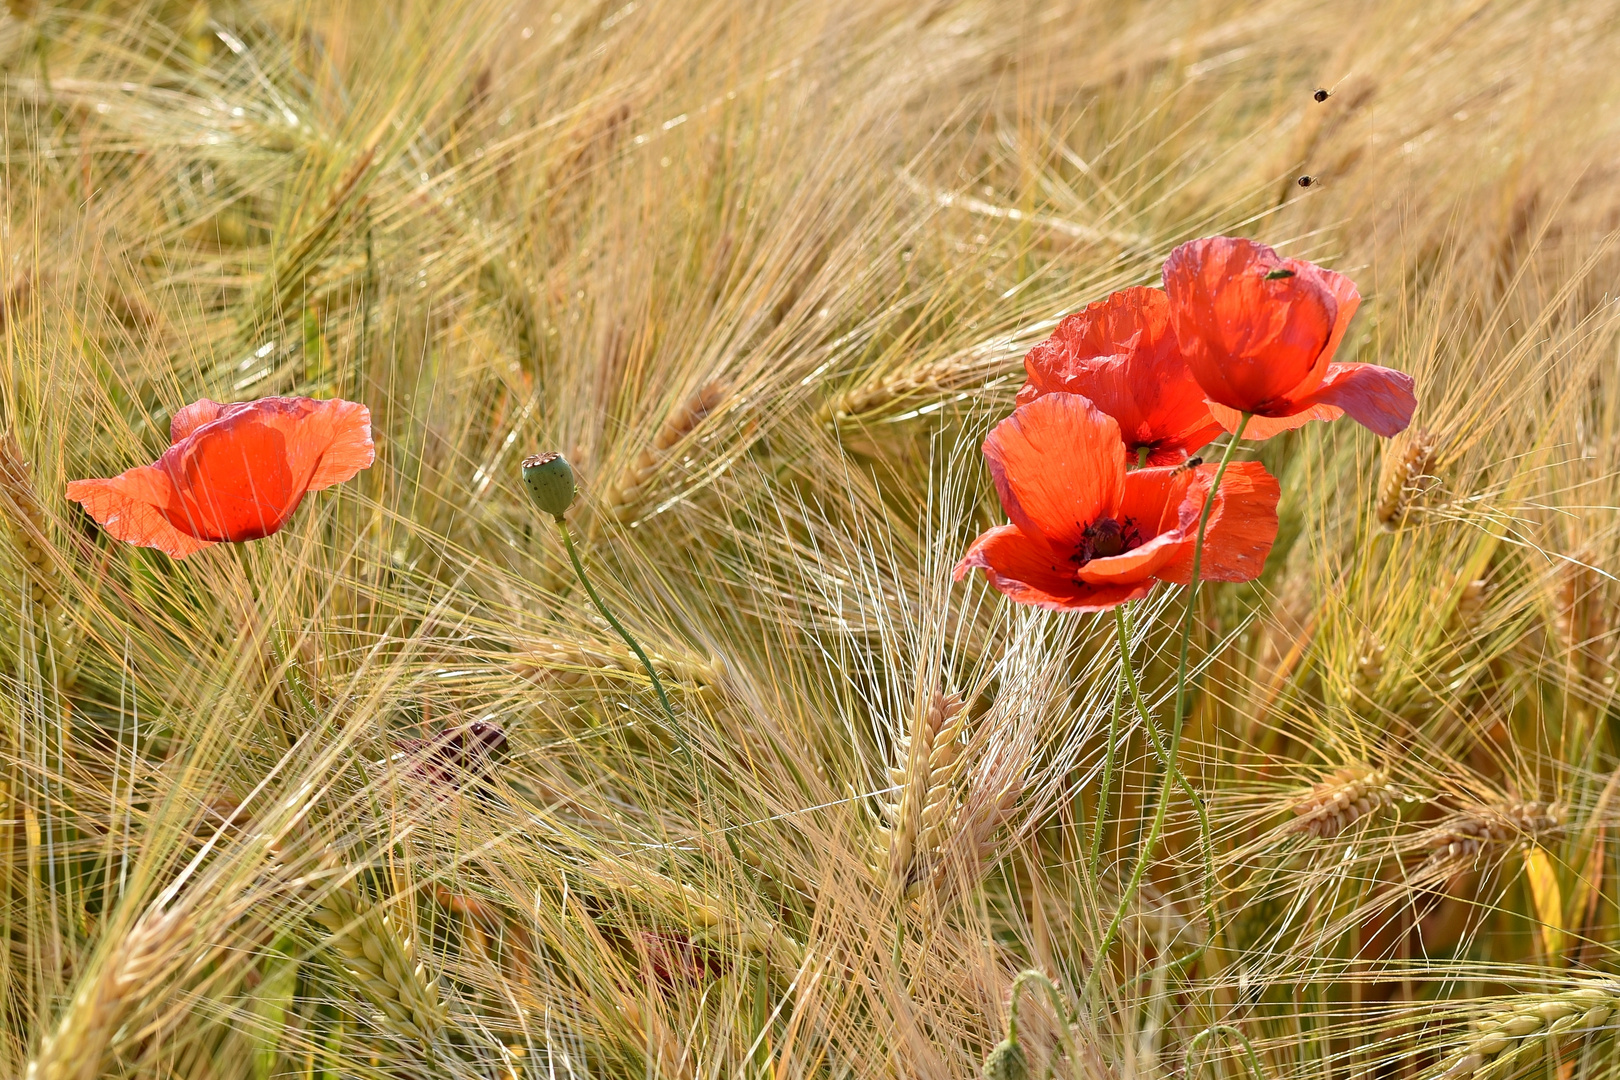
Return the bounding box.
[980,969,1079,1079]
[521,452,576,518]
[522,453,691,760]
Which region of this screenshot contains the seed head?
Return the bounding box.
[522,452,577,518]
[982,1037,1028,1080]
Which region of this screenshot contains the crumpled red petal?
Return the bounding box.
[1157,461,1280,583]
[68,396,374,558]
[160,413,302,541]
[1296,362,1416,438]
[1204,362,1414,440]
[64,468,213,559]
[1017,287,1223,462]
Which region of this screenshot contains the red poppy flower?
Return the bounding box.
[954,394,1279,612]
[1016,286,1224,465]
[1162,236,1416,440]
[66,396,373,559]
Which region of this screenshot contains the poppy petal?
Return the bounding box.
[66,469,214,559]
[1116,464,1198,537]
[169,399,235,443]
[1163,236,1340,413]
[1157,461,1280,584]
[1076,532,1185,585]
[1298,362,1416,438]
[955,524,1153,612]
[1018,287,1223,461]
[251,397,375,490]
[160,416,301,542]
[1207,400,1343,440]
[1282,259,1361,388]
[982,394,1125,551]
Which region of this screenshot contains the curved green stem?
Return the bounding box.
[555,516,688,757]
[1185,1023,1268,1080]
[1079,415,1250,1009]
[993,970,1081,1072]
[1169,412,1250,804]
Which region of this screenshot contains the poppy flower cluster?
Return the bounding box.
[67,395,374,559]
[957,235,1416,611]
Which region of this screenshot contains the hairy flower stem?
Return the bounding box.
[1081,414,1250,1009]
[1114,605,1216,983]
[1087,672,1124,881]
[555,517,689,757]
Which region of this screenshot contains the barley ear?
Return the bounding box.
[26,908,182,1080]
[311,876,453,1047]
[1287,765,1398,839]
[1436,981,1619,1079]
[1422,800,1564,872]
[605,378,730,521]
[1374,426,1437,528]
[872,689,966,898]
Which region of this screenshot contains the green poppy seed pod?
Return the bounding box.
[981,1037,1028,1080]
[522,452,576,518]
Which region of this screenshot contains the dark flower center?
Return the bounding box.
[1070,516,1141,567]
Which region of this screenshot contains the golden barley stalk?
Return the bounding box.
[1437,980,1620,1079]
[0,432,62,613]
[1553,550,1606,680]
[1375,426,1438,527]
[510,633,717,689]
[26,906,183,1080]
[1422,800,1564,870]
[822,355,985,423]
[872,689,966,898]
[1288,765,1398,839]
[605,378,731,519]
[309,878,452,1044]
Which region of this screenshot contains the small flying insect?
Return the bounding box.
[1169,455,1204,477]
[1297,175,1317,188]
[1313,88,1331,103]
[1265,267,1296,280]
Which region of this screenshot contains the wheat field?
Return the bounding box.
[2,0,1619,1077]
